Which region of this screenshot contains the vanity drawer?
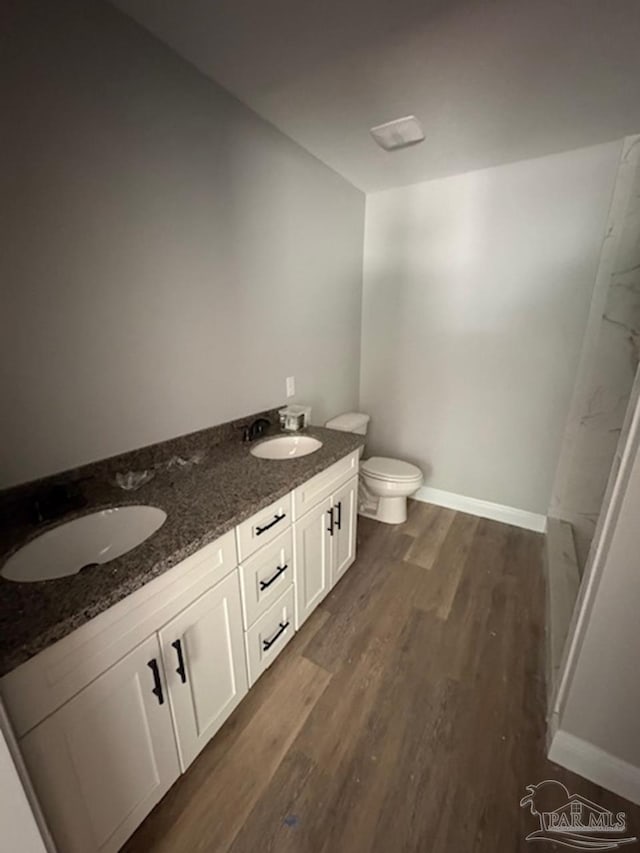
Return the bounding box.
[244,585,295,686]
[292,451,359,520]
[238,528,293,630]
[235,492,292,562]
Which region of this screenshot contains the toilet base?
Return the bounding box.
[357,469,423,525]
[358,495,408,525]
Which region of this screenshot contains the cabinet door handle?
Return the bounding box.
[172,639,187,684]
[335,501,342,531]
[262,620,290,651]
[147,658,164,705]
[255,513,286,536]
[259,564,288,591]
[327,507,334,536]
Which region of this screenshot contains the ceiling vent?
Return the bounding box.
[369,115,425,152]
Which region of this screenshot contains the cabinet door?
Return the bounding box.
[294,496,333,629]
[20,635,179,853]
[160,572,248,771]
[331,476,358,588]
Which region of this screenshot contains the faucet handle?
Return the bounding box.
[243,418,271,442]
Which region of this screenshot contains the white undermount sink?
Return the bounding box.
[250,435,323,460]
[1,506,167,583]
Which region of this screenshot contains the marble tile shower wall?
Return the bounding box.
[551,134,640,570]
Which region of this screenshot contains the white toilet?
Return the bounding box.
[325,412,424,524]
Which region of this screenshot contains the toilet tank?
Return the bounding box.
[325,412,370,436]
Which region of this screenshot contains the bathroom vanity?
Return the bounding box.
[0,424,362,853]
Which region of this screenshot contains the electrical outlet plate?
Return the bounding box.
[286,376,295,398]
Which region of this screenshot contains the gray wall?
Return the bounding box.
[1,0,364,488]
[360,142,621,515]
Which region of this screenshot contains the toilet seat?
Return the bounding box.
[361,457,422,483]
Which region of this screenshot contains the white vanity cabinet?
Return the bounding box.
[15,570,248,853]
[292,451,359,629]
[2,450,360,853]
[294,480,358,628]
[330,476,358,587]
[19,634,180,853]
[294,496,333,628]
[3,531,247,853]
[158,572,248,772]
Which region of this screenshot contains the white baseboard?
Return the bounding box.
[412,486,547,533]
[549,729,640,806]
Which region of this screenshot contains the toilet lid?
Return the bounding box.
[361,457,422,482]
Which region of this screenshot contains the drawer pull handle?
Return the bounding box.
[259,564,288,591]
[172,638,187,684]
[327,507,334,536]
[147,658,164,705]
[256,513,286,536]
[262,620,290,651]
[335,501,342,531]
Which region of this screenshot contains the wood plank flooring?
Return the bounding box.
[123,501,640,853]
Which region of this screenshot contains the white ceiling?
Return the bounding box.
[111,0,640,192]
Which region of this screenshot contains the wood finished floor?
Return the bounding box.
[123,501,640,853]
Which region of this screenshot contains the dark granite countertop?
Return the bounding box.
[0,426,363,676]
